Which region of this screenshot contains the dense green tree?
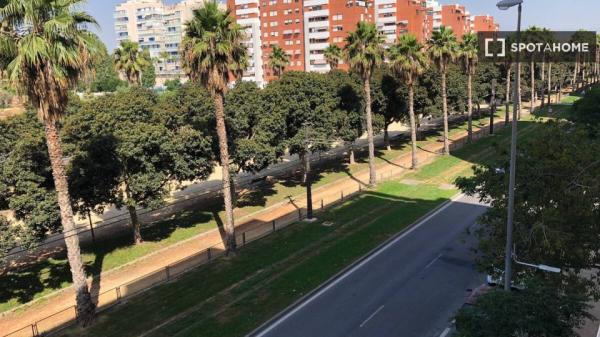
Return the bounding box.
[0,215,22,259]
[141,61,156,88]
[0,0,99,322]
[329,70,365,164]
[263,72,338,219]
[90,54,125,92]
[0,112,61,245]
[572,86,600,126]
[64,87,214,244]
[428,26,459,155]
[113,40,151,86]
[371,67,406,150]
[344,21,385,186]
[164,79,182,92]
[181,0,247,253]
[456,122,600,297]
[455,283,589,337]
[225,81,285,173]
[389,34,429,168]
[268,45,290,78]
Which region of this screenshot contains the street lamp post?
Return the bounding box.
[497,0,523,291]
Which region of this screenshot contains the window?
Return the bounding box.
[333,14,343,21]
[270,21,278,27]
[270,11,277,16]
[333,37,343,43]
[333,25,343,32]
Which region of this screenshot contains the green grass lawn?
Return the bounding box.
[0,109,501,314]
[58,108,551,337]
[61,182,456,337]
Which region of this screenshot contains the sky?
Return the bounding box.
[83,0,600,52]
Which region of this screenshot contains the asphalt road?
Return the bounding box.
[252,194,488,337]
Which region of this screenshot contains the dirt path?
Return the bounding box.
[0,108,535,336]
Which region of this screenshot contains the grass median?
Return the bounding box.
[59,112,549,337]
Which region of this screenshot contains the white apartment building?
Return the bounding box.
[114,0,205,85]
[426,0,442,32]
[231,0,264,86]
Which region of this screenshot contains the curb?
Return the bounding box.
[246,192,464,337]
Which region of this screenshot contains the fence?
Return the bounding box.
[3,117,504,337]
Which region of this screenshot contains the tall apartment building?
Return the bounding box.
[472,15,499,32]
[375,0,430,45]
[304,0,373,73]
[227,0,497,84]
[228,0,373,84]
[114,0,205,85]
[441,4,471,38]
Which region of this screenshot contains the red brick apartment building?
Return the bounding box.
[472,15,499,32]
[441,4,470,38]
[227,0,498,84]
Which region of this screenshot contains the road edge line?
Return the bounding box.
[247,192,465,337]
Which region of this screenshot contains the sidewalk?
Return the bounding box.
[0,113,514,336]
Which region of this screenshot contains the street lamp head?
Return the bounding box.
[497,0,523,10]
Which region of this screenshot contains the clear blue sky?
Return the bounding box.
[84,0,600,52]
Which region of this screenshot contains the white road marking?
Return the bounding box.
[595,322,600,337]
[254,194,465,337]
[424,253,443,270]
[439,327,452,337]
[359,305,385,328]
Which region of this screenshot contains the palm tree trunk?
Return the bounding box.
[349,143,356,165]
[213,92,236,253]
[530,59,535,114]
[441,69,450,155]
[408,84,418,169]
[573,55,579,91]
[364,76,377,186]
[467,71,473,143]
[540,60,545,107]
[505,64,511,126]
[44,120,95,325]
[547,63,552,106]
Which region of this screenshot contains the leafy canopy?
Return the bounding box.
[181,0,246,94]
[0,0,101,122]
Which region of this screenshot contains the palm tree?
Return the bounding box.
[459,33,478,143]
[428,26,459,155]
[389,34,428,169]
[324,44,343,70]
[181,0,246,253]
[114,40,151,85]
[344,21,385,186]
[231,46,249,82]
[0,0,97,325]
[268,45,289,78]
[525,26,542,114]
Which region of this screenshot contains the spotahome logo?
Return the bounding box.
[478,31,597,63]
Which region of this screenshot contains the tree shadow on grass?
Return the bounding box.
[0,209,214,311]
